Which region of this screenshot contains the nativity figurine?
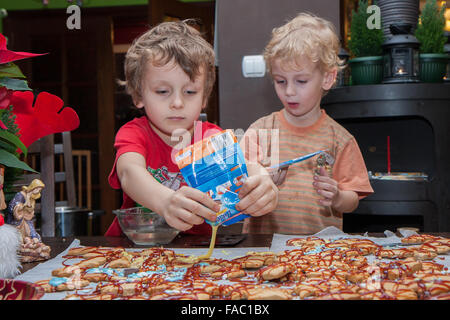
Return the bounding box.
[5,179,51,262]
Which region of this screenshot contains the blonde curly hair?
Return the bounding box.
[264,12,343,74]
[122,19,216,104]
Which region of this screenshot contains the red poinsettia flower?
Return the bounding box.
[0,86,12,108]
[10,91,80,148]
[0,33,46,64]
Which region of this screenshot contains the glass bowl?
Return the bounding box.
[113,207,179,245]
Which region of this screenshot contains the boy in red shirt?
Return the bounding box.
[106,20,278,236]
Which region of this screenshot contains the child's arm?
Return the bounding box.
[235,162,279,217]
[313,167,359,213]
[116,152,220,231]
[237,126,279,217]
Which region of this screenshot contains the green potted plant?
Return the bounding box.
[415,0,447,82]
[348,0,385,85]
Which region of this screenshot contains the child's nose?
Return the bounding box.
[171,94,184,109]
[286,83,296,96]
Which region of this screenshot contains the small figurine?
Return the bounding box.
[315,151,335,176]
[0,213,21,278]
[5,179,51,263]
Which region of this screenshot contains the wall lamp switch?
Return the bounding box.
[242,55,266,78]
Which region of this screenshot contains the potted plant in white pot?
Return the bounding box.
[348,0,385,85]
[415,0,447,82]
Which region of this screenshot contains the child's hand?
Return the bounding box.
[313,166,339,207]
[235,174,278,217]
[161,186,220,231]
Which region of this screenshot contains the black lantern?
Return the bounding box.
[382,23,420,83]
[444,31,450,83]
[336,47,350,87]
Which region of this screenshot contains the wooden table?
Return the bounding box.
[20,232,450,274]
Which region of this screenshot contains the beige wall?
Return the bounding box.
[216,0,340,131]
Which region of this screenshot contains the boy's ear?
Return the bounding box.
[322,68,338,91]
[201,97,208,110]
[134,97,145,109]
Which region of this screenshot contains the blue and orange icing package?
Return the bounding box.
[175,130,250,227]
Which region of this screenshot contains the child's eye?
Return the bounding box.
[275,80,285,85]
[185,90,197,95]
[297,80,307,84]
[156,90,169,95]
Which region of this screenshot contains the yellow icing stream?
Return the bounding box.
[179,208,225,263]
[197,224,218,261]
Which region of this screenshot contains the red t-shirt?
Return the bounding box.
[106,116,222,237]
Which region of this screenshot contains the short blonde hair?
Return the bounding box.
[264,12,343,74]
[123,20,216,103]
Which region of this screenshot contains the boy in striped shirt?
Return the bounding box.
[241,13,373,234]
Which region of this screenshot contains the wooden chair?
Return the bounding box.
[66,149,91,210]
[15,132,77,237]
[55,132,77,208]
[69,149,105,236]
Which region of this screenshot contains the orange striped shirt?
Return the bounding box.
[241,109,373,234]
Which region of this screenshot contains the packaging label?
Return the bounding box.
[175,130,250,226]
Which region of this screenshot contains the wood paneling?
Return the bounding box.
[96,16,118,234]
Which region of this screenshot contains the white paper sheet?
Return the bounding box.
[270,226,450,267]
[14,227,450,300]
[14,240,269,300]
[270,226,405,252]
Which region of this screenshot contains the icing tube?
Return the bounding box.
[175,130,250,227]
